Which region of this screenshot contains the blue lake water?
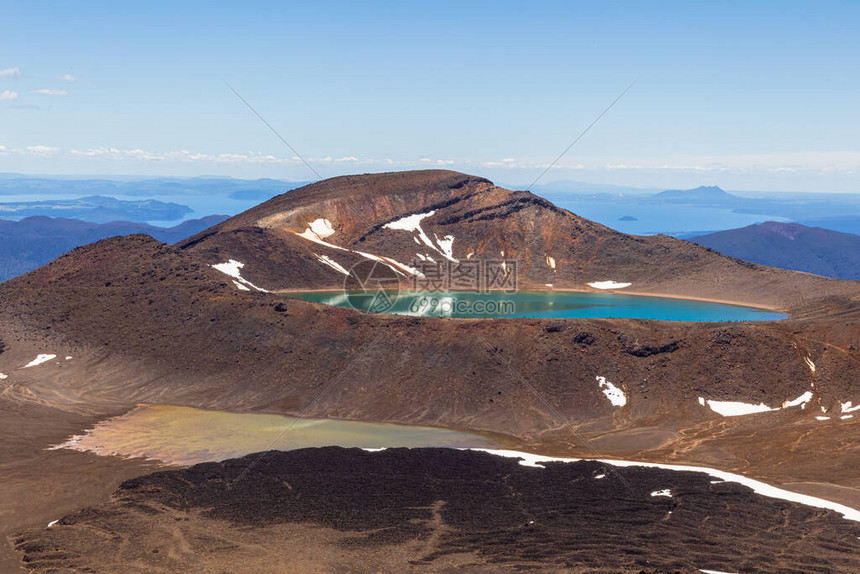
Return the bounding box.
[284,291,787,322]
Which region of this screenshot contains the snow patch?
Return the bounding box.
[651,489,672,498]
[596,376,627,407]
[804,356,816,373]
[47,520,59,528]
[384,211,435,234]
[545,254,556,270]
[314,254,350,276]
[356,251,424,278]
[22,354,57,368]
[816,416,831,421]
[386,212,438,255]
[841,415,854,420]
[303,218,335,240]
[782,391,813,409]
[434,234,457,262]
[0,373,6,379]
[65,356,72,360]
[699,398,774,417]
[841,401,860,413]
[233,280,250,291]
[382,211,459,262]
[545,283,553,288]
[296,218,347,251]
[594,473,605,479]
[588,281,632,290]
[211,260,269,292]
[467,449,860,523]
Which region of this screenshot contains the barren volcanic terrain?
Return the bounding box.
[1,170,858,572]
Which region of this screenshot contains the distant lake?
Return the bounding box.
[284,291,787,322]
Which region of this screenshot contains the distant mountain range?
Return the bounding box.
[689,221,860,280]
[0,214,228,282]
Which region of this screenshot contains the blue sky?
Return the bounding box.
[1,0,858,191]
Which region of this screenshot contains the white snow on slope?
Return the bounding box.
[465,449,860,522]
[841,415,854,420]
[385,212,437,253]
[384,211,434,236]
[545,254,556,270]
[700,388,814,417]
[315,254,350,276]
[292,216,426,278]
[381,210,460,262]
[434,234,457,262]
[300,218,335,240]
[782,391,813,409]
[596,376,627,407]
[233,281,250,291]
[47,520,59,528]
[804,356,816,373]
[698,397,774,416]
[651,489,672,498]
[842,401,860,413]
[22,354,57,368]
[211,259,269,292]
[355,251,424,278]
[0,373,7,379]
[816,416,831,421]
[588,281,632,290]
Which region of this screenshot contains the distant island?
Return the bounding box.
[618,215,638,221]
[0,195,192,223]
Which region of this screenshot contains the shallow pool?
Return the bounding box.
[51,405,498,466]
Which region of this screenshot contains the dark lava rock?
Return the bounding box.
[618,333,680,357]
[572,331,595,345]
[543,321,568,333]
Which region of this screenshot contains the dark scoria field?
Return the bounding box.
[12,448,860,573]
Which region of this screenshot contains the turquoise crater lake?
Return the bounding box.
[284,291,787,322]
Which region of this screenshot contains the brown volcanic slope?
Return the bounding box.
[1,170,859,569]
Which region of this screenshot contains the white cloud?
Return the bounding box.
[0,90,18,100]
[0,67,21,79]
[68,147,302,164]
[477,151,860,176]
[33,89,69,96]
[59,74,79,82]
[25,145,61,157]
